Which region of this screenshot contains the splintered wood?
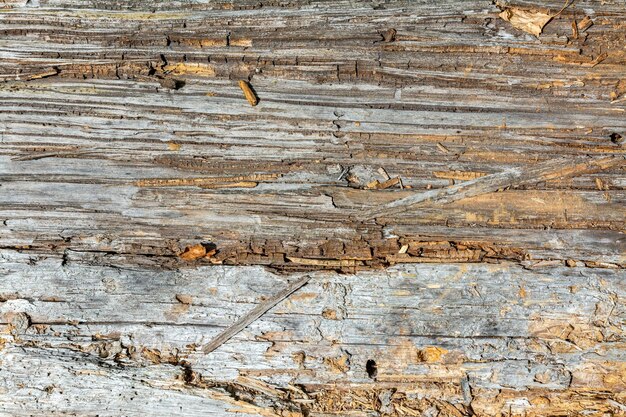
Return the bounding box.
[135,173,279,187]
[179,244,216,261]
[179,244,207,261]
[571,20,579,39]
[0,0,625,416]
[238,80,259,106]
[497,4,553,37]
[365,177,401,189]
[577,16,594,32]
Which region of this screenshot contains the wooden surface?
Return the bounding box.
[0,0,625,415]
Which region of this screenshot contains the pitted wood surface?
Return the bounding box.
[0,0,624,416]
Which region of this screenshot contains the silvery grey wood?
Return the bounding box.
[0,0,624,415]
[0,254,624,416]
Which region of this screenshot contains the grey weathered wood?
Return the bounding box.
[0,253,625,416]
[0,0,624,272]
[0,0,625,415]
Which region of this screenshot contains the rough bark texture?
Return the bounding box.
[0,0,625,416]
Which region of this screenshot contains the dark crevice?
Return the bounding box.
[366,359,378,379]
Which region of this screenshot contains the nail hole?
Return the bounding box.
[366,359,377,379]
[610,132,623,144]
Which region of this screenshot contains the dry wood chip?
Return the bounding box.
[366,177,401,190]
[199,181,258,189]
[26,68,59,80]
[378,167,391,180]
[577,16,593,32]
[365,179,381,189]
[238,80,259,106]
[571,20,579,39]
[135,173,278,187]
[436,142,450,154]
[287,257,359,267]
[179,244,206,261]
[167,141,181,151]
[203,274,312,353]
[497,0,575,37]
[498,6,553,37]
[378,177,401,189]
[235,377,286,398]
[529,260,562,268]
[433,170,487,181]
[595,178,606,190]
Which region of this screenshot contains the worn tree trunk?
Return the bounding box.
[0,0,624,416]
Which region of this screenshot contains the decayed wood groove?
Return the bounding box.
[0,0,625,415]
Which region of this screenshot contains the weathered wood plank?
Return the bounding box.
[1,254,625,416]
[0,0,624,415]
[1,0,624,271]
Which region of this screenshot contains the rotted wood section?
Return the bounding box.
[0,0,625,416]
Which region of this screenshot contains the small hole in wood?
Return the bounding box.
[610,132,623,144]
[366,359,377,378]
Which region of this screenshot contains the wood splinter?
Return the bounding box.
[577,16,593,32]
[571,20,579,39]
[203,274,312,354]
[238,80,259,106]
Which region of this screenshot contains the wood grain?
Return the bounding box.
[360,155,625,220]
[0,0,624,415]
[1,255,625,416]
[1,0,625,272]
